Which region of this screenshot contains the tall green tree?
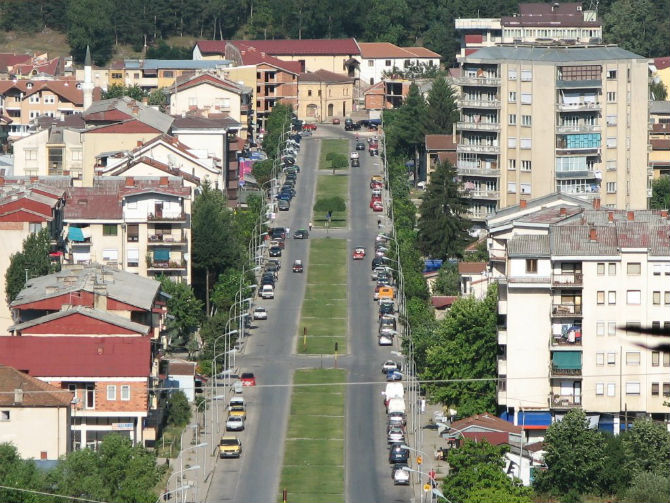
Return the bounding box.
[422,285,498,416]
[102,84,146,101]
[534,408,605,496]
[425,76,459,134]
[443,439,533,503]
[387,84,427,178]
[432,261,460,295]
[621,472,670,503]
[158,275,203,348]
[651,80,668,101]
[621,418,670,477]
[602,0,666,57]
[650,176,670,210]
[251,159,275,187]
[66,0,115,65]
[5,228,58,304]
[0,443,48,503]
[417,160,471,259]
[262,103,292,160]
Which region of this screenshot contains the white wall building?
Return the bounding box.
[358,42,441,86]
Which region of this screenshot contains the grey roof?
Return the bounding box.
[9,305,150,334]
[124,59,231,70]
[487,192,591,227]
[508,235,550,257]
[466,45,645,63]
[11,264,160,311]
[550,225,619,256]
[84,96,173,133]
[171,115,241,130]
[650,100,670,115]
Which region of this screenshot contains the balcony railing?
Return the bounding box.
[147,232,187,245]
[455,76,501,86]
[457,144,500,154]
[490,248,506,262]
[466,189,500,200]
[497,326,507,345]
[555,147,601,156]
[147,260,187,271]
[551,365,582,376]
[551,333,582,346]
[457,164,500,177]
[556,101,601,112]
[552,272,583,287]
[555,169,599,178]
[458,98,501,109]
[147,212,186,222]
[468,210,494,221]
[550,394,582,408]
[507,275,551,284]
[457,121,501,132]
[556,124,601,134]
[552,303,582,317]
[497,355,507,374]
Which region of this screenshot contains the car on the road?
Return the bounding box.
[269,246,282,257]
[261,284,274,299]
[351,158,360,168]
[226,415,245,431]
[277,192,292,201]
[378,333,393,346]
[371,256,387,270]
[270,228,286,240]
[219,436,242,458]
[355,141,366,150]
[278,199,290,211]
[386,370,403,381]
[253,306,268,320]
[388,411,407,427]
[382,360,400,374]
[352,247,366,260]
[369,196,381,209]
[241,372,256,386]
[387,426,405,444]
[293,229,309,239]
[229,396,245,408]
[268,258,281,270]
[228,404,247,419]
[372,200,384,212]
[350,151,359,159]
[389,443,409,464]
[391,464,410,485]
[344,118,360,131]
[292,260,304,273]
[332,118,341,125]
[302,123,317,131]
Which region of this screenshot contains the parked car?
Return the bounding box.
[270,228,286,240]
[241,372,256,386]
[226,415,245,431]
[352,247,366,260]
[302,123,317,131]
[369,196,381,209]
[387,426,405,444]
[382,360,400,374]
[388,411,407,427]
[344,118,360,131]
[253,307,268,320]
[292,260,304,273]
[261,284,274,299]
[378,334,393,346]
[278,199,290,211]
[351,158,360,168]
[293,229,309,239]
[332,118,341,125]
[269,246,282,257]
[350,151,359,159]
[389,443,409,464]
[392,464,410,485]
[228,404,246,419]
[219,436,242,458]
[355,141,366,150]
[268,258,281,270]
[386,370,403,381]
[372,201,384,212]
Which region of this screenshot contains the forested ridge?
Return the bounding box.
[0,0,667,65]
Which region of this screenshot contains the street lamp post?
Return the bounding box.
[178,438,207,503]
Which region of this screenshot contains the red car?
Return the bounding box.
[302,123,317,131]
[332,118,341,125]
[372,201,384,212]
[370,196,382,209]
[241,372,256,386]
[352,247,366,260]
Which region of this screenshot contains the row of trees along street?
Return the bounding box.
[0,0,667,65]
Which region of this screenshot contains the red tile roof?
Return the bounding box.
[654,56,670,70]
[0,79,83,105]
[0,365,73,407]
[174,73,248,94]
[0,336,151,377]
[195,40,228,55]
[451,413,524,435]
[431,295,458,309]
[235,44,302,74]
[109,156,201,185]
[458,262,487,274]
[86,119,162,134]
[425,134,458,151]
[359,42,440,59]
[298,69,355,83]
[0,53,32,72]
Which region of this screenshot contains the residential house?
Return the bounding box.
[454,45,649,225]
[0,180,66,335]
[0,365,73,461]
[364,80,410,110]
[121,59,232,91]
[651,56,670,98]
[0,53,32,78]
[455,2,602,60]
[164,359,197,402]
[297,70,355,121]
[11,54,65,79]
[63,177,192,284]
[458,262,490,299]
[488,194,670,435]
[358,42,441,86]
[425,133,459,181]
[649,100,670,179]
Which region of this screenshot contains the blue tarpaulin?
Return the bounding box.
[423,259,443,273]
[68,227,84,242]
[153,249,169,261]
[499,411,552,428]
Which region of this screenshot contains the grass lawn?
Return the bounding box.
[298,239,347,354]
[279,369,346,503]
[313,174,348,228]
[318,139,349,170]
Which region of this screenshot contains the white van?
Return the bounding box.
[261,284,274,299]
[387,397,406,415]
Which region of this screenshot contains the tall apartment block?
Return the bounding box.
[454,45,650,224]
[488,197,670,434]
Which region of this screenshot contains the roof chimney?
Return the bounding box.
[159,176,168,186]
[559,207,567,216]
[589,227,597,241]
[608,211,614,222]
[14,388,24,404]
[627,211,634,221]
[519,199,527,209]
[661,210,668,218]
[125,176,135,187]
[592,198,601,209]
[137,140,143,147]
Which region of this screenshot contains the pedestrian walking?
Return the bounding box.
[377,218,382,229]
[308,221,312,231]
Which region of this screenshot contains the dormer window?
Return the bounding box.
[26,82,33,89]
[76,83,82,89]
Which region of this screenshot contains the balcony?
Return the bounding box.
[551,365,582,376]
[147,232,187,246]
[458,98,501,109]
[555,169,599,179]
[468,210,494,221]
[556,79,602,89]
[490,248,506,262]
[555,147,600,156]
[497,355,507,375]
[457,121,501,132]
[497,326,507,345]
[556,124,601,134]
[455,76,501,87]
[550,393,582,408]
[507,275,551,285]
[457,144,500,154]
[147,260,187,271]
[557,101,601,112]
[466,189,500,200]
[147,212,186,223]
[551,272,583,287]
[457,164,500,177]
[551,303,582,318]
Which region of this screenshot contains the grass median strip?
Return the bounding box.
[313,174,348,228]
[298,238,347,354]
[318,139,348,170]
[279,369,346,503]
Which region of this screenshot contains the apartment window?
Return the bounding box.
[596,321,605,336]
[508,137,517,148]
[508,159,516,170]
[508,114,517,125]
[102,249,118,262]
[652,351,660,366]
[44,95,55,104]
[608,263,616,275]
[85,385,95,409]
[29,223,41,234]
[107,385,116,400]
[608,321,616,336]
[627,263,641,275]
[653,264,661,275]
[520,93,532,104]
[508,69,517,80]
[317,90,321,97]
[596,352,604,366]
[307,90,312,97]
[664,383,670,396]
[72,150,82,161]
[521,160,532,171]
[188,97,197,107]
[608,291,617,304]
[385,60,391,67]
[607,383,616,396]
[625,290,640,304]
[666,292,670,305]
[25,149,37,161]
[607,91,616,102]
[607,352,616,365]
[606,160,616,171]
[520,183,531,194]
[625,382,640,395]
[369,78,374,85]
[596,383,604,395]
[625,351,640,366]
[29,95,39,103]
[597,263,605,275]
[508,91,516,102]
[163,70,174,78]
[664,352,670,367]
[520,138,531,149]
[127,224,139,242]
[606,182,617,193]
[521,115,532,126]
[607,69,617,79]
[597,291,605,304]
[606,137,617,148]
[525,259,538,273]
[521,70,532,81]
[651,383,659,396]
[121,385,130,401]
[507,182,517,193]
[653,291,661,305]
[367,60,374,67]
[127,248,139,268]
[102,224,117,236]
[606,115,617,126]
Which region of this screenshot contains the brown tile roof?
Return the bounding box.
[502,2,601,28]
[458,262,487,274]
[298,69,355,83]
[450,413,523,435]
[654,56,670,70]
[359,42,440,59]
[173,73,249,94]
[431,295,457,308]
[235,44,303,73]
[109,156,201,185]
[0,79,83,104]
[230,38,360,56]
[651,138,670,150]
[425,134,458,151]
[0,365,72,407]
[0,53,31,72]
[167,359,196,376]
[405,46,441,58]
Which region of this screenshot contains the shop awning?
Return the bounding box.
[68,227,84,242]
[552,351,582,369]
[153,249,169,261]
[499,411,552,430]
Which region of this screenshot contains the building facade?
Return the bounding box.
[455,45,649,224]
[358,42,441,86]
[297,70,354,121]
[649,100,670,179]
